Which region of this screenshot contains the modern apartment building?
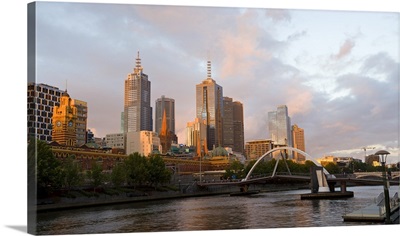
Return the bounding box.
[245,139,274,161]
[27,82,63,142]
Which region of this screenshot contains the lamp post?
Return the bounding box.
[375,150,391,224]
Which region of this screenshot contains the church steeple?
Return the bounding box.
[159,108,171,154]
[160,108,168,136]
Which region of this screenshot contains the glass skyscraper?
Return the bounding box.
[124,52,153,133]
[268,105,292,147]
[196,61,223,150]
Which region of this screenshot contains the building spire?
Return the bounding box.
[136,51,141,68]
[207,60,212,79]
[134,51,143,75]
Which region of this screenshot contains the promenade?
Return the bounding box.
[35,182,309,213]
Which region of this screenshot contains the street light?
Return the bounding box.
[375,150,391,224]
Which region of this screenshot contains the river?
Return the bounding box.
[36,185,399,235]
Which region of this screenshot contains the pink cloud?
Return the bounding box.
[286,87,313,116]
[217,11,272,79]
[331,39,355,60]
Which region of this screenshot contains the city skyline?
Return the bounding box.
[33,1,399,162]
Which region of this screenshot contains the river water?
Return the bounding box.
[36,185,399,235]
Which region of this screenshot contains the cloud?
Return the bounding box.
[331,38,355,60]
[265,9,291,22]
[33,3,398,164]
[287,30,307,42]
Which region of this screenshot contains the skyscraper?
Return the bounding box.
[232,101,245,154]
[124,51,153,133]
[222,97,234,149]
[196,61,223,150]
[268,105,292,147]
[292,124,306,163]
[155,95,175,135]
[222,97,245,154]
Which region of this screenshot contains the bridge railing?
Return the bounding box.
[247,172,311,179]
[375,192,399,215]
[392,192,399,207]
[375,192,385,206]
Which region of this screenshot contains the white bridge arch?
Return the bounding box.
[244,147,330,181]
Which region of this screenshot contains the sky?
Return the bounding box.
[1,1,399,236]
[31,0,400,163]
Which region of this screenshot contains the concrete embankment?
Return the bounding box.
[36,191,231,213]
[36,184,309,213]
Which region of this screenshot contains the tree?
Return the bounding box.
[111,163,126,188]
[62,155,83,192]
[224,160,245,179]
[87,161,104,193]
[323,162,341,174]
[243,159,275,177]
[28,138,63,196]
[124,152,149,189]
[148,154,172,190]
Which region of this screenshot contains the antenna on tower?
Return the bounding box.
[207,60,212,79]
[136,51,141,68]
[65,79,68,92]
[206,50,212,79]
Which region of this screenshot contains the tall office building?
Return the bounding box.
[222,97,245,154]
[232,101,245,154]
[124,51,153,133]
[196,61,223,150]
[155,95,175,136]
[71,99,88,146]
[268,105,292,147]
[222,97,234,149]
[292,124,306,163]
[27,83,64,142]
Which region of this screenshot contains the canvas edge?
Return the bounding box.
[27,2,37,235]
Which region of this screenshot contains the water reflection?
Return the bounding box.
[37,186,399,234]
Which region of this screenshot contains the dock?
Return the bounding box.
[343,205,399,223]
[300,191,354,200]
[343,192,399,223]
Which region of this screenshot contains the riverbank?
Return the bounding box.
[35,183,310,213]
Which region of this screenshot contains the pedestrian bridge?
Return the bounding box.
[197,147,399,195]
